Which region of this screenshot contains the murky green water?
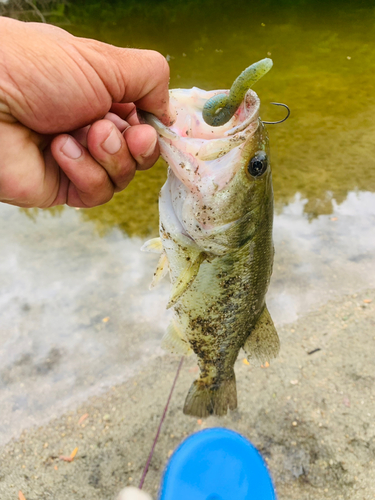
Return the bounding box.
[54,0,375,236]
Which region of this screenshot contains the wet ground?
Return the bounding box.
[1,289,374,500]
[1,0,375,498]
[1,191,375,499]
[1,191,375,447]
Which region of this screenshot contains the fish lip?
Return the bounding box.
[140,88,260,142]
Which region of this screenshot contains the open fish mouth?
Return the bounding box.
[139,86,268,251]
[169,87,260,137]
[143,87,260,157]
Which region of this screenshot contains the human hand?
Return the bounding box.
[0,18,171,208]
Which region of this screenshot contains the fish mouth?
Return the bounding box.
[141,88,263,253]
[141,87,260,162]
[168,87,260,138]
[141,88,260,195]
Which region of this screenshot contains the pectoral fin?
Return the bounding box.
[150,252,169,289]
[243,306,280,364]
[166,252,206,309]
[141,237,163,254]
[161,319,192,355]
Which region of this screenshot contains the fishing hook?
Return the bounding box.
[262,102,290,124]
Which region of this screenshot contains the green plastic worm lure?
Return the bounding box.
[202,58,273,126]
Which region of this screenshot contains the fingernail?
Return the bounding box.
[102,126,122,154]
[61,137,82,159]
[140,137,157,159]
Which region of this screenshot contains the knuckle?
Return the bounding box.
[90,169,111,192]
[148,50,170,80]
[102,156,135,190]
[0,171,37,206]
[80,187,113,208]
[158,53,170,80]
[85,195,113,208]
[95,188,114,206]
[117,166,135,189]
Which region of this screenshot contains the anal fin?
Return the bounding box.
[243,306,280,365]
[161,319,192,356]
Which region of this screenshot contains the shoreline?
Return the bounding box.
[1,288,374,500]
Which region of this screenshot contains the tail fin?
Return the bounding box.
[183,371,237,418]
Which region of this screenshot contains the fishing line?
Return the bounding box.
[139,356,184,489]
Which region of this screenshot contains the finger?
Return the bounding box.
[2,20,172,136]
[103,112,130,132]
[110,103,139,126]
[51,134,115,207]
[70,113,129,149]
[71,125,91,148]
[124,124,159,171]
[0,121,59,207]
[44,146,70,207]
[85,119,136,191]
[73,41,172,124]
[118,50,171,124]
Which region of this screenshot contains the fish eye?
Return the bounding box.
[247,151,268,178]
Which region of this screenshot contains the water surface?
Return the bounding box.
[68,0,375,229]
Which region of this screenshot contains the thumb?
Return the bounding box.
[1,19,172,132]
[71,38,172,125]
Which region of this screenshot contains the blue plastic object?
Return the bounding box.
[159,428,276,500]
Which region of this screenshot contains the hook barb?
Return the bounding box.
[262,102,290,125]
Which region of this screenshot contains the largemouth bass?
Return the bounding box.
[142,63,280,417]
